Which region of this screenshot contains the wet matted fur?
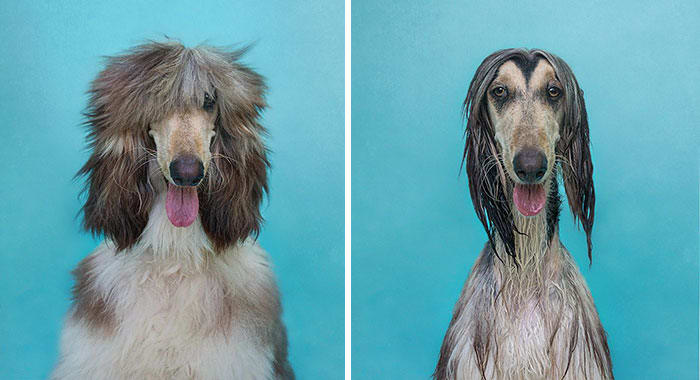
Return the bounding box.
[433,49,612,379]
[52,41,293,380]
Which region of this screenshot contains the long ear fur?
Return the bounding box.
[79,42,191,250]
[78,122,155,252]
[76,43,181,251]
[463,49,525,261]
[536,51,595,261]
[464,49,595,262]
[198,49,269,252]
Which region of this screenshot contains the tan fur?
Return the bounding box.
[487,60,561,184]
[149,109,216,183]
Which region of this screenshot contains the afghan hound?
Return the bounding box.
[52,41,294,380]
[433,49,613,379]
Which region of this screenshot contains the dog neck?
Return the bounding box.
[493,177,562,281]
[119,166,215,267]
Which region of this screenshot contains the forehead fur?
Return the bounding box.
[87,41,265,133]
[464,48,585,132]
[495,60,557,91]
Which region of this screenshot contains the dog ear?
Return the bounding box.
[77,46,172,251]
[77,50,161,251]
[78,128,155,252]
[463,53,517,261]
[198,50,269,253]
[557,76,595,262]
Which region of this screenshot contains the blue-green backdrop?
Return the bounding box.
[0,1,343,379]
[353,1,698,379]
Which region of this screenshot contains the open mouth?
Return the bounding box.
[513,183,546,216]
[165,182,199,227]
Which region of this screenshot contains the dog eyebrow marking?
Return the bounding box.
[489,61,524,113]
[528,61,558,90]
[495,60,557,93]
[491,59,561,116]
[494,61,526,88]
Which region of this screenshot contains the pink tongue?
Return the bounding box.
[165,184,199,227]
[513,184,546,216]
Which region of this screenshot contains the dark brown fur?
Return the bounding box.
[71,256,115,332]
[199,124,269,252]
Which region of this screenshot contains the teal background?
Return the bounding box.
[0,1,343,379]
[353,1,698,379]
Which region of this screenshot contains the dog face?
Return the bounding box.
[462,48,595,259]
[79,42,269,252]
[148,102,218,228]
[486,59,563,187]
[484,58,565,218]
[149,102,217,188]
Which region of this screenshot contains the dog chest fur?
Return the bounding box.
[440,243,609,380]
[52,237,283,380]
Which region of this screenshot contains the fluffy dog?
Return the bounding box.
[52,41,293,380]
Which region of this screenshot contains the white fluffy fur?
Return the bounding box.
[52,192,281,380]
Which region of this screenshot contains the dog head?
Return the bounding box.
[462,48,594,260]
[79,41,268,252]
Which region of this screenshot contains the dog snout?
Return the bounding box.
[513,147,548,183]
[169,155,204,186]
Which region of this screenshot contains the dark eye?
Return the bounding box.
[492,86,507,98]
[547,86,561,98]
[203,92,216,111]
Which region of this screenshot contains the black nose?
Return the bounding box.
[513,148,548,183]
[169,155,204,186]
